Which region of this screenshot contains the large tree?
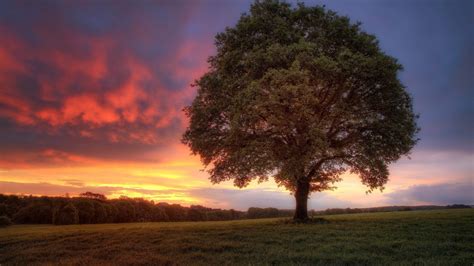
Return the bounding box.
[183,0,418,221]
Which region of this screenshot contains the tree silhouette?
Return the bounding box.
[79,192,107,201]
[183,0,418,221]
[53,203,79,225]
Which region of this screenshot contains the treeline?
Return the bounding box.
[0,193,247,225]
[0,193,471,227]
[0,194,315,226]
[313,204,472,216]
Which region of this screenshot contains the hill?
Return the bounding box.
[1,209,473,265]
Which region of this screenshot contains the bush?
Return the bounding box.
[0,215,12,227]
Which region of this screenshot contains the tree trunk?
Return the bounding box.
[294,180,310,221]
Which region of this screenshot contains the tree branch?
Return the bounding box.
[306,154,348,180]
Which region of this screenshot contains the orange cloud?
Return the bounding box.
[0,22,210,148]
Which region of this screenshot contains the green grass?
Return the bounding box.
[1,209,473,265]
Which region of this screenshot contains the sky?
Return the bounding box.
[0,0,472,210]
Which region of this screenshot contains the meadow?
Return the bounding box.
[1,209,473,265]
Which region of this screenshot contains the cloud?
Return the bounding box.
[0,28,192,139]
[0,0,216,166]
[385,182,474,205]
[0,180,191,204]
[0,180,352,211]
[60,179,85,187]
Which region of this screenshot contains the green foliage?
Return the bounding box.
[183,0,418,197]
[1,210,472,265]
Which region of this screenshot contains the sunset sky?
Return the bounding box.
[0,0,472,210]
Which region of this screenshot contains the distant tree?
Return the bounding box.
[247,208,261,219]
[183,0,418,221]
[161,203,187,221]
[229,209,239,220]
[79,192,107,201]
[104,203,118,223]
[13,203,52,224]
[53,203,79,225]
[446,204,471,209]
[0,195,22,217]
[74,199,96,224]
[133,198,157,222]
[187,206,208,221]
[0,203,8,217]
[247,207,281,219]
[0,215,12,227]
[151,205,169,222]
[93,202,108,223]
[113,200,136,223]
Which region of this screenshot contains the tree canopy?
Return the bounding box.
[183,0,418,220]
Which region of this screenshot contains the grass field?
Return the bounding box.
[1,209,473,265]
